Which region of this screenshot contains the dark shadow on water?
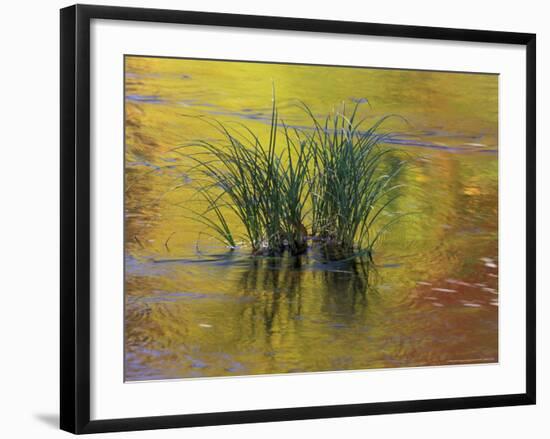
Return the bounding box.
[235,253,376,342]
[34,413,58,429]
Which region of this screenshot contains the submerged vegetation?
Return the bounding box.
[175,97,407,261]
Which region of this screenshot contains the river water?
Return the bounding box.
[124,56,498,381]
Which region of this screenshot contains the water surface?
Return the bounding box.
[124,56,498,381]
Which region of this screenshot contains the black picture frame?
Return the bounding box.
[60,4,536,434]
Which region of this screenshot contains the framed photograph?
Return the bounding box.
[60,4,536,434]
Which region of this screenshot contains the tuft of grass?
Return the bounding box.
[176,96,314,256]
[301,102,406,258]
[175,96,406,260]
